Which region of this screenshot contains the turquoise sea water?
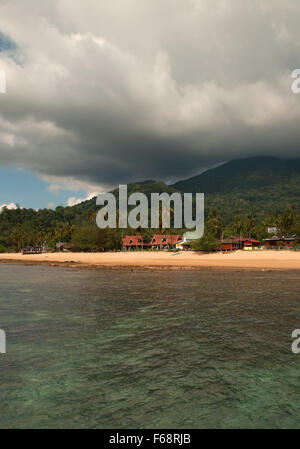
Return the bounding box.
[0,263,299,429]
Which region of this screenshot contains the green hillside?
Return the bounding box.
[172,156,300,221]
[0,180,184,252]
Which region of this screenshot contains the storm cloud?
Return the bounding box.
[1,0,300,191]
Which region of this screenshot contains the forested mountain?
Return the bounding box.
[172,156,300,220]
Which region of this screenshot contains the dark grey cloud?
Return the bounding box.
[0,0,300,194]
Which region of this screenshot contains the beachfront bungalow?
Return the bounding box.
[21,245,44,255]
[150,235,183,250]
[263,236,300,248]
[122,235,147,251]
[21,241,48,254]
[122,234,183,250]
[220,237,262,252]
[220,239,240,252]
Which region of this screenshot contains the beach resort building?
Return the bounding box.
[21,242,48,254]
[122,234,183,250]
[220,238,262,251]
[122,235,148,251]
[263,236,300,248]
[150,235,183,250]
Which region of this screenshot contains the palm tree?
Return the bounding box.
[54,224,65,241]
[37,230,45,246]
[10,225,27,250]
[245,213,256,238]
[233,216,244,237]
[280,207,296,234]
[64,222,75,241]
[207,209,222,239]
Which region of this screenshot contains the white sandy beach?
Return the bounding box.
[1,250,300,270]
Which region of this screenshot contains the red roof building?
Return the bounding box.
[150,235,183,248]
[122,234,183,250]
[122,235,147,249]
[263,236,300,248]
[220,237,262,251]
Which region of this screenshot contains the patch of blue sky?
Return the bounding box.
[0,32,16,52]
[0,166,87,210]
[0,31,25,65]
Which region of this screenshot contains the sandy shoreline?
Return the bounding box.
[1,250,300,271]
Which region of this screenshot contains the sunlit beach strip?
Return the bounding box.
[1,250,300,270]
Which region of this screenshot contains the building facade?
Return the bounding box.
[122,235,183,250]
[220,238,262,251]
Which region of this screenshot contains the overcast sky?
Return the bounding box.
[1,0,300,207]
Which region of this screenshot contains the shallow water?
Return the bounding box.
[0,264,299,428]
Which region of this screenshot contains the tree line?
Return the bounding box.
[0,204,300,252]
